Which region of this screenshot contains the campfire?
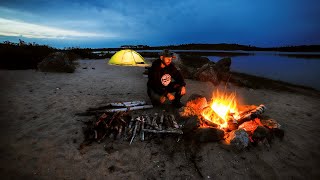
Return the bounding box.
[198,90,267,131]
[201,90,240,129]
[180,89,284,150]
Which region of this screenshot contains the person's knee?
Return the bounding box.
[148,88,164,105]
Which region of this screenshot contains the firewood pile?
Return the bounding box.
[80,109,183,148]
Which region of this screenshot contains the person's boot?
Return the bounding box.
[172,91,184,108]
[172,99,184,108]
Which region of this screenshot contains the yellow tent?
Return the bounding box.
[108,49,146,66]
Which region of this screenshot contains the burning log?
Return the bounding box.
[236,104,266,125]
[238,118,263,135]
[260,119,281,129]
[179,94,208,117]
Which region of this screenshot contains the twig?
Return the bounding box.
[140,117,145,141]
[130,120,140,145]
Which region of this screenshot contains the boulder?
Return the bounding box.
[179,54,211,68]
[225,129,249,150]
[271,128,285,140]
[181,116,200,134]
[177,54,211,79]
[194,62,219,85]
[252,126,271,142]
[193,127,224,142]
[176,54,232,85]
[214,57,232,81]
[178,63,197,79]
[215,57,231,71]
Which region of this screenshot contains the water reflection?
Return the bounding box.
[208,54,320,90]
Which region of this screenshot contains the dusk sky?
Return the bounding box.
[0,0,319,48]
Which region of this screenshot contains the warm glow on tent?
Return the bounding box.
[108,49,147,66]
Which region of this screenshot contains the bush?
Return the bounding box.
[37,52,78,73]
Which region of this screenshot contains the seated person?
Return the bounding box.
[147,49,186,108]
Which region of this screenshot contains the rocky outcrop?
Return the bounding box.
[176,54,232,85]
[194,62,219,85]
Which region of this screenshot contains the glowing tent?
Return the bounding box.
[108,49,146,66]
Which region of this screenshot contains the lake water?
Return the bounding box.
[207,53,320,90]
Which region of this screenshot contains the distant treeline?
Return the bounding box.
[151,43,320,52]
[94,43,320,52]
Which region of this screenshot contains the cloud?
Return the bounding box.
[1,0,319,47]
[0,18,118,39]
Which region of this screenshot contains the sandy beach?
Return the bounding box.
[0,59,320,179]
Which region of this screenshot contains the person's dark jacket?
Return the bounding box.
[147,59,186,96]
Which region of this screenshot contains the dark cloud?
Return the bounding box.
[0,0,319,47]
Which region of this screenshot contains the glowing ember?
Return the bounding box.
[201,89,240,129]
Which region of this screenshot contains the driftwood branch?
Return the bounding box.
[110,101,146,107]
[142,128,183,134]
[105,105,153,112]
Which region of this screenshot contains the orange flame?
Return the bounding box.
[201,89,240,129]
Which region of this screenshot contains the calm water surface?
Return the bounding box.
[208,53,320,90]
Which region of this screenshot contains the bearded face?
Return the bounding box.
[161,56,172,66]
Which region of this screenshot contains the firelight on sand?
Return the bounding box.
[201,90,240,129]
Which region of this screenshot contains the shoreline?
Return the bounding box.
[229,71,320,96]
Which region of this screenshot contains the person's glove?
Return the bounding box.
[181,86,186,95]
[160,96,166,103]
[167,93,175,101]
